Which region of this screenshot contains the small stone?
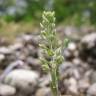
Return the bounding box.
[0,47,12,54]
[39,74,50,87]
[81,33,96,49]
[4,69,39,94]
[0,54,5,62]
[36,87,52,96]
[21,34,33,41]
[72,69,81,80]
[68,77,78,95]
[64,26,77,36]
[59,62,73,72]
[78,79,90,93]
[27,45,38,57]
[0,84,16,96]
[19,34,39,46]
[90,71,96,83]
[68,42,77,51]
[59,62,73,78]
[87,83,96,96]
[0,60,24,82]
[26,57,40,66]
[63,49,72,59]
[0,38,10,46]
[9,42,23,51]
[72,58,81,66]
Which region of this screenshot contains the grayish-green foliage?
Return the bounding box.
[39,11,69,96]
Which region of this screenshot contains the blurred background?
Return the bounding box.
[0,1,96,96]
[0,0,96,39]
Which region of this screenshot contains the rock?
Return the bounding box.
[1,31,96,96]
[9,42,23,51]
[64,26,78,36]
[0,54,5,62]
[14,48,28,60]
[87,83,96,96]
[59,62,73,72]
[68,42,77,52]
[39,74,50,87]
[0,84,16,96]
[0,47,12,54]
[64,26,82,40]
[21,34,33,42]
[0,38,10,46]
[72,69,81,80]
[59,62,73,78]
[81,33,96,49]
[84,70,93,78]
[27,44,38,57]
[67,77,78,95]
[78,79,90,93]
[79,33,96,66]
[90,71,96,83]
[80,26,95,34]
[63,42,78,59]
[18,34,39,47]
[36,87,52,96]
[26,56,40,66]
[0,60,24,82]
[63,49,73,59]
[4,69,39,94]
[72,58,82,66]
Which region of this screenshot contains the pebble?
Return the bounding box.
[78,79,90,93]
[68,42,77,52]
[4,69,39,94]
[39,74,50,87]
[0,84,16,96]
[81,33,96,49]
[0,54,5,62]
[67,77,78,95]
[0,47,12,54]
[9,42,23,51]
[59,62,73,78]
[0,60,24,82]
[87,83,96,96]
[90,71,96,83]
[63,49,72,59]
[35,87,52,96]
[0,31,95,96]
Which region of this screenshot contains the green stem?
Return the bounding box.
[50,68,60,96]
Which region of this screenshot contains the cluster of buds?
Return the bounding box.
[39,11,69,96]
[40,11,65,71]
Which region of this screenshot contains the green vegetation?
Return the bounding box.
[39,11,69,96]
[0,0,96,39]
[0,21,38,41]
[1,0,96,25]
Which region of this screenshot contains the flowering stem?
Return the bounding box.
[39,11,69,96]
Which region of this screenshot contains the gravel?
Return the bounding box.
[0,30,96,96]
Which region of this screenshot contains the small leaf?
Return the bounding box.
[63,38,70,48]
[39,44,46,49]
[56,55,64,64]
[40,23,44,28]
[55,47,61,55]
[42,14,49,23]
[42,65,49,71]
[47,49,54,56]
